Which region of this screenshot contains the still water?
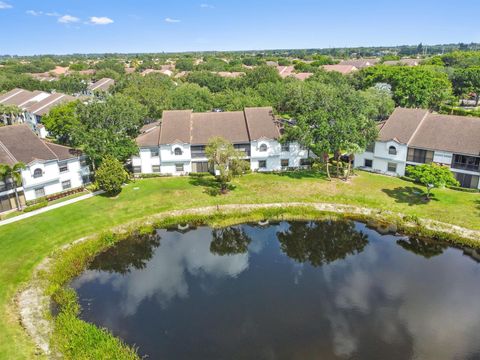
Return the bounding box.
[72,221,480,360]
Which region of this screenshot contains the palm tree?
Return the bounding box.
[0,104,22,125]
[0,162,27,211]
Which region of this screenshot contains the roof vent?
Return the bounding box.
[212,108,223,112]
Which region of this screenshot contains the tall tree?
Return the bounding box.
[74,94,146,167]
[452,67,480,106]
[282,82,378,180]
[42,101,80,145]
[0,162,26,210]
[205,137,248,193]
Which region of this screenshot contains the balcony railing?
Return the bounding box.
[451,162,480,172]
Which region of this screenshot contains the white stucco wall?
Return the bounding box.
[21,158,90,201]
[354,141,408,176]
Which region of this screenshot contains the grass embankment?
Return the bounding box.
[0,171,479,359]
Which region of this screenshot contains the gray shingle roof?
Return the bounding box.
[140,107,279,147]
[0,124,81,165]
[379,108,480,156]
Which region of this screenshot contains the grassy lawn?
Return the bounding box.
[0,171,479,359]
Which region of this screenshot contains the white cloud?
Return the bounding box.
[200,3,214,8]
[0,1,12,9]
[58,15,80,24]
[89,16,114,25]
[165,17,181,23]
[46,12,61,17]
[26,10,42,16]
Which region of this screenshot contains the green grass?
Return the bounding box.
[0,171,479,359]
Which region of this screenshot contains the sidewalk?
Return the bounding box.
[0,190,104,227]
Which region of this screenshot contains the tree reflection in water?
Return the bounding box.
[277,220,369,266]
[89,233,160,274]
[397,237,449,259]
[210,227,252,255]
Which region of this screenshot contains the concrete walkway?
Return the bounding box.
[0,190,104,227]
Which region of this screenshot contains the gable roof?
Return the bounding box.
[379,108,429,144]
[0,88,49,108]
[244,107,280,140]
[191,111,250,144]
[88,78,115,92]
[0,124,81,166]
[0,88,76,116]
[409,114,480,155]
[340,59,379,68]
[25,93,76,116]
[379,108,480,156]
[140,107,279,147]
[159,110,192,145]
[322,64,358,74]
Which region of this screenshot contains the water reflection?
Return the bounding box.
[72,221,480,360]
[277,220,368,266]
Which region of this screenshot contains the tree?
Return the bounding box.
[452,67,480,105]
[0,104,22,125]
[282,81,378,180]
[240,65,282,89]
[205,137,247,193]
[210,227,251,255]
[74,94,146,167]
[0,162,26,210]
[95,156,129,195]
[356,65,453,110]
[406,163,459,199]
[170,83,214,112]
[42,101,80,145]
[277,220,368,267]
[359,87,395,121]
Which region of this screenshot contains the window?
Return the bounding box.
[259,144,268,152]
[174,147,183,156]
[300,158,311,166]
[455,172,479,189]
[133,166,141,174]
[387,162,397,173]
[35,188,45,198]
[80,158,88,167]
[281,143,290,152]
[452,154,480,172]
[82,174,91,184]
[62,180,71,190]
[58,162,68,173]
[33,168,43,178]
[281,159,289,167]
[366,142,375,153]
[258,160,267,169]
[151,149,159,157]
[0,195,13,213]
[364,159,373,168]
[407,148,434,164]
[175,163,184,172]
[152,165,160,173]
[388,146,397,155]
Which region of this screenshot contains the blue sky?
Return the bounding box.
[0,0,478,55]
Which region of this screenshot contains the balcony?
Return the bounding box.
[452,155,480,172]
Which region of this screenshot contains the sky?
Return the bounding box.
[0,0,478,55]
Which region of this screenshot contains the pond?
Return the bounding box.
[72,220,480,360]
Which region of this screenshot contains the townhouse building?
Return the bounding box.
[0,125,90,213]
[354,108,480,189]
[132,107,310,175]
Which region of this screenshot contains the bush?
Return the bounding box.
[23,200,48,213]
[136,173,170,179]
[447,185,480,193]
[95,156,129,195]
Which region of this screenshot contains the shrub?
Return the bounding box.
[23,200,48,213]
[95,156,129,195]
